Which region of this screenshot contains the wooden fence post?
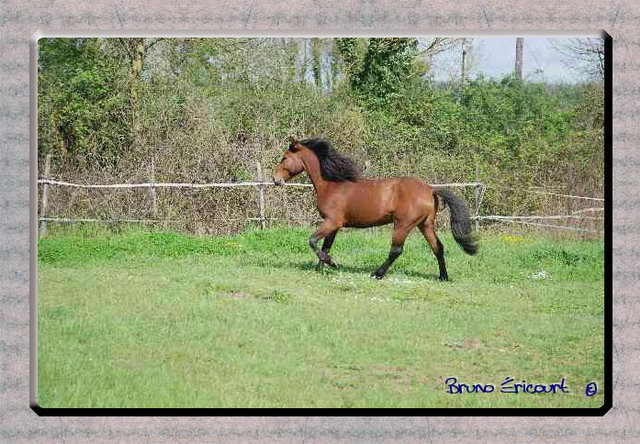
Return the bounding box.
[475,162,481,231]
[149,158,158,219]
[39,154,52,238]
[256,161,266,229]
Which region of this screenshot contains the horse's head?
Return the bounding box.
[273,137,305,185]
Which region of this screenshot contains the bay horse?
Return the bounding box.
[272,137,477,280]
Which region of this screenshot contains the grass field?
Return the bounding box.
[37,225,605,409]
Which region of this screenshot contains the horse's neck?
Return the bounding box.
[300,150,330,196]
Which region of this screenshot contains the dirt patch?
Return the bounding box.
[213,290,252,299]
[324,363,428,392]
[445,339,482,350]
[113,358,143,369]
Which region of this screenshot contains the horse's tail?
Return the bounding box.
[433,187,478,255]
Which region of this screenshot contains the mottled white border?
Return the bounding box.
[0,0,632,441]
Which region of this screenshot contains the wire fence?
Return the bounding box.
[37,179,604,236]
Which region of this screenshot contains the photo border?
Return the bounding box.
[29,31,613,417]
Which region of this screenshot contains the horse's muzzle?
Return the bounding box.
[273,177,285,186]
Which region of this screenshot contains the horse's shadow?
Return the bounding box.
[283,260,442,281]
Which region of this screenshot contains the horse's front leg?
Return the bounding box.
[315,229,340,271]
[309,221,341,270]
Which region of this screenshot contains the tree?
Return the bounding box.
[419,38,463,59]
[112,38,163,145]
[551,38,604,81]
[38,38,131,167]
[336,38,420,107]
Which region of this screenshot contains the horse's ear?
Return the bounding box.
[287,136,300,151]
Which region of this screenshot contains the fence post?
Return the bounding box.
[256,161,266,229]
[39,154,52,238]
[475,162,481,231]
[149,158,158,219]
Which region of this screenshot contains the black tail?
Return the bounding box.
[434,187,478,255]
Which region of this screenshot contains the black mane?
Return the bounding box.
[297,137,360,182]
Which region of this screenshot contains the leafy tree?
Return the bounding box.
[38,38,131,167]
[336,38,420,107]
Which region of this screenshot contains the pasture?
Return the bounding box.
[37,226,604,409]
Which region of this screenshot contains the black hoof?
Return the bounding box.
[438,274,449,282]
[370,272,385,280]
[316,259,338,271]
[318,252,337,267]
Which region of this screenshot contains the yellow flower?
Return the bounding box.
[502,235,524,243]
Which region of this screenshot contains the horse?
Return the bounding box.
[272,137,477,280]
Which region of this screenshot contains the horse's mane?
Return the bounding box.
[296,137,360,182]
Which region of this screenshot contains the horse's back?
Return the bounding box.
[395,176,433,192]
[337,176,435,227]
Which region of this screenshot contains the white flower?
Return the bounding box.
[530,270,548,280]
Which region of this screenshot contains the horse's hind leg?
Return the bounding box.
[371,222,415,279]
[316,229,339,271]
[419,219,448,281]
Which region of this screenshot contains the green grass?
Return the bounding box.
[38,226,605,408]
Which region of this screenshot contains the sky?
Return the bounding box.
[428,37,595,84]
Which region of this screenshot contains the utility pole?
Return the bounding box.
[515,38,524,80]
[461,38,467,86]
[459,38,471,104]
[460,38,472,85]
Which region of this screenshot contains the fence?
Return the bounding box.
[37,156,604,238]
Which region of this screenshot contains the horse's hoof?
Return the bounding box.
[319,252,338,268]
[316,261,325,272]
[438,274,449,282]
[370,272,384,280]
